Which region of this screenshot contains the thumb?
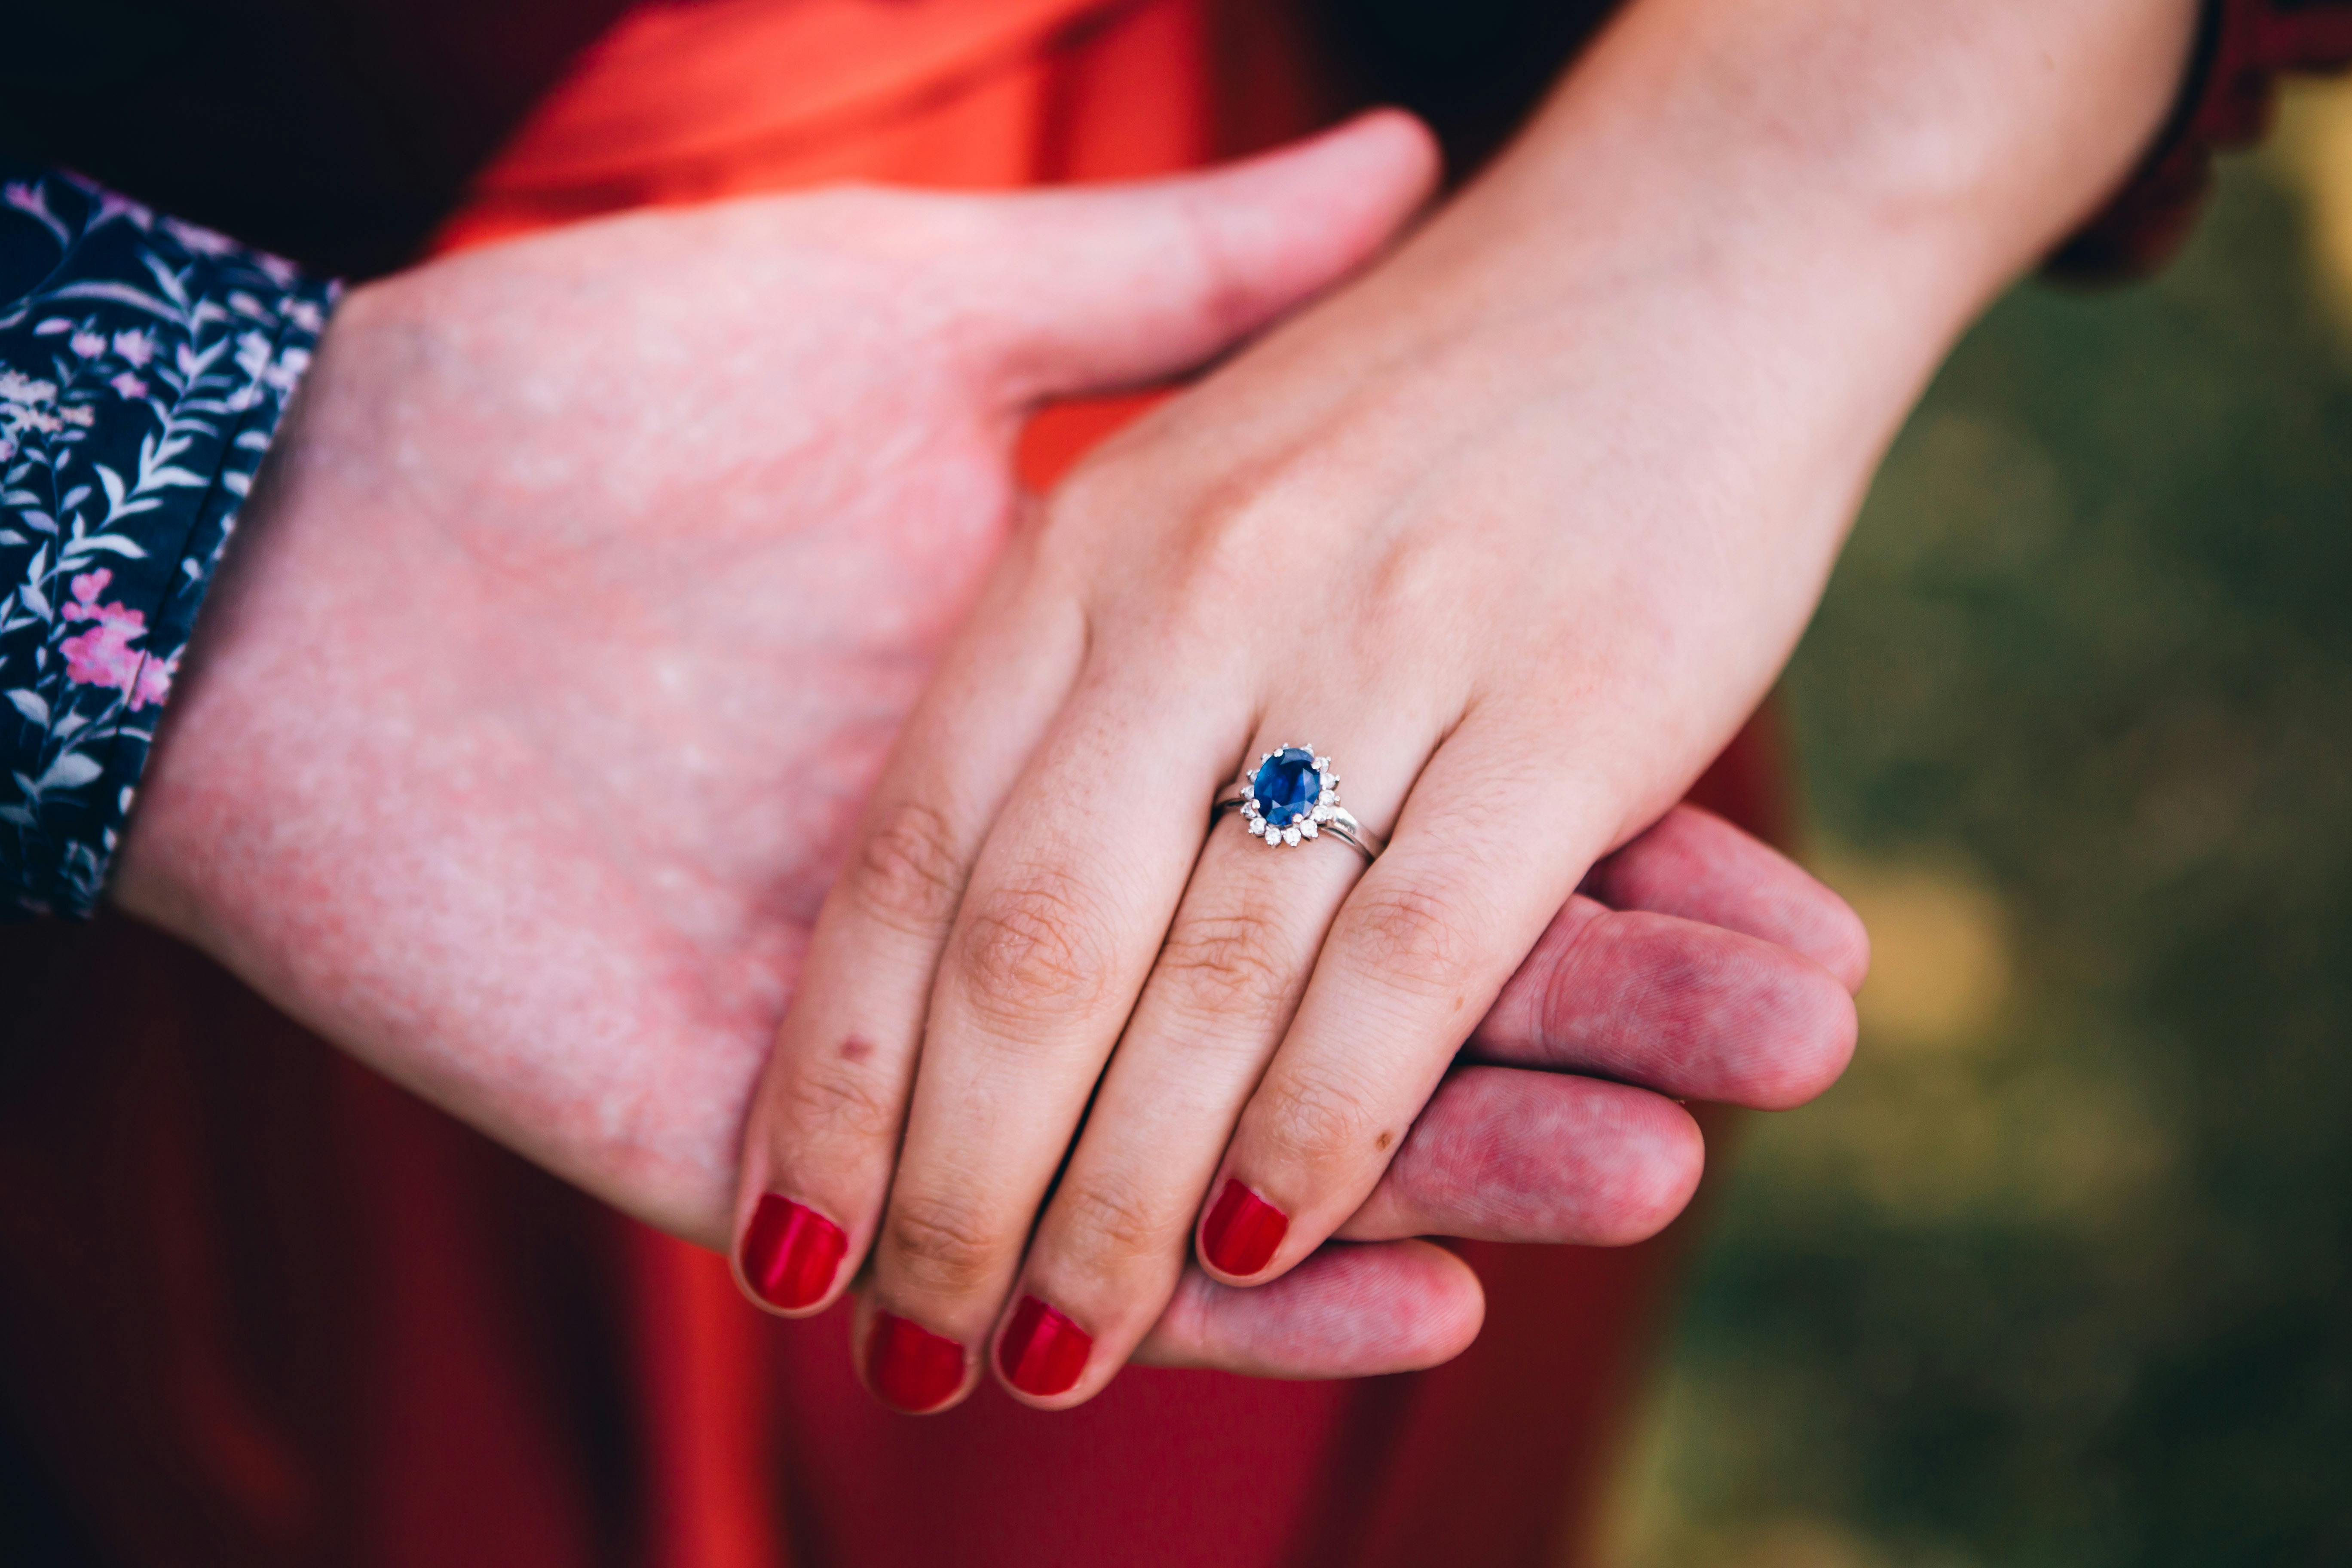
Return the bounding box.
[957,110,1440,399]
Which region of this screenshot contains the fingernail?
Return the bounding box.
[740,1194,848,1312]
[866,1311,967,1413]
[998,1295,1092,1398]
[1201,1179,1288,1277]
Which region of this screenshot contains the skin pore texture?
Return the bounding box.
[112,120,1867,1379]
[732,0,2200,1412]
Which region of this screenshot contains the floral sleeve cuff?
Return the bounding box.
[1,165,337,918]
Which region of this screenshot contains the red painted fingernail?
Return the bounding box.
[998,1295,1092,1398]
[739,1194,848,1312]
[1201,1179,1288,1277]
[866,1311,967,1413]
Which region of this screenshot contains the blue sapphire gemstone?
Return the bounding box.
[1251,747,1323,829]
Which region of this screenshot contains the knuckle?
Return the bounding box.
[1051,1173,1174,1276]
[882,1191,1002,1299]
[851,799,969,938]
[1179,465,1309,581]
[1341,882,1478,998]
[774,1057,901,1149]
[1130,458,1320,615]
[952,871,1116,1024]
[1256,1060,1381,1172]
[1357,525,1468,630]
[1154,900,1297,1020]
[1167,188,1256,345]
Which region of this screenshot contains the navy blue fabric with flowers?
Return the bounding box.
[0,164,334,917]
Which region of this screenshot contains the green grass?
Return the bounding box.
[1623,138,2352,1568]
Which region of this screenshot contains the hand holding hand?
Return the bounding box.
[110,116,1433,1279]
[106,115,1866,1394]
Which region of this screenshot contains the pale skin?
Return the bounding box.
[733,0,2202,1411]
[110,123,1866,1378]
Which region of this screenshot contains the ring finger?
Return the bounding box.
[852,665,1250,1412]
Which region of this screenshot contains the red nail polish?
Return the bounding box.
[998,1295,1092,1398]
[867,1311,966,1413]
[740,1194,848,1312]
[1201,1179,1288,1277]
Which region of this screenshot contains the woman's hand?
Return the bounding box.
[732,214,1857,1410]
[732,0,2192,1411]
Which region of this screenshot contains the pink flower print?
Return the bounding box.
[61,617,144,696]
[109,373,148,400]
[69,331,106,359]
[0,369,56,406]
[112,329,153,367]
[135,651,178,710]
[59,569,170,710]
[61,570,122,623]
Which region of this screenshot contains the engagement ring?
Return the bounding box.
[1213,744,1382,862]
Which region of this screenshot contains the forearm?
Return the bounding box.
[1403,0,2200,468]
[1487,0,2202,293]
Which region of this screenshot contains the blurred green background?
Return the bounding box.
[1608,81,2352,1568]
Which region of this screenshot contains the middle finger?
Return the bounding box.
[858,662,1237,1412]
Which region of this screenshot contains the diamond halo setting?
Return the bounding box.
[1238,744,1341,849]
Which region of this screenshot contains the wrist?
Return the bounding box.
[1344,0,2199,542]
[1500,0,2202,296]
